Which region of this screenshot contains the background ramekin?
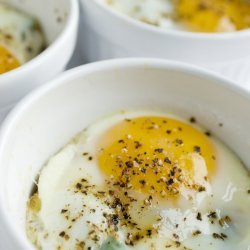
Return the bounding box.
[79,0,250,88]
[0,0,79,122]
[0,58,249,249]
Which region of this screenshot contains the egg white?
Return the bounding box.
[26,110,250,250]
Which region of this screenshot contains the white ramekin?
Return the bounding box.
[0,0,79,122]
[0,58,249,249]
[79,0,250,88]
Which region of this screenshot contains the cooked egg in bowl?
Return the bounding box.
[102,0,250,33]
[0,0,78,124]
[0,59,250,249]
[0,3,45,74]
[26,110,250,250]
[80,0,250,86]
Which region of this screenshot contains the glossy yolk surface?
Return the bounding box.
[98,116,217,198]
[174,0,250,32]
[0,45,20,74]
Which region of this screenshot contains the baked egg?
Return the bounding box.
[0,3,45,74]
[26,111,250,250]
[102,0,250,32]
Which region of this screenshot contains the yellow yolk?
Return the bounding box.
[174,0,250,32]
[0,45,20,74]
[98,116,217,199]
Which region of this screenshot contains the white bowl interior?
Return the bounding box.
[1,0,70,44]
[0,60,250,248]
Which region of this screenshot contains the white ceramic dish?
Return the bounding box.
[0,58,250,249]
[0,0,79,122]
[79,0,250,88]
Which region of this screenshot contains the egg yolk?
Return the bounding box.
[0,46,20,74]
[174,0,250,32]
[98,116,217,199]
